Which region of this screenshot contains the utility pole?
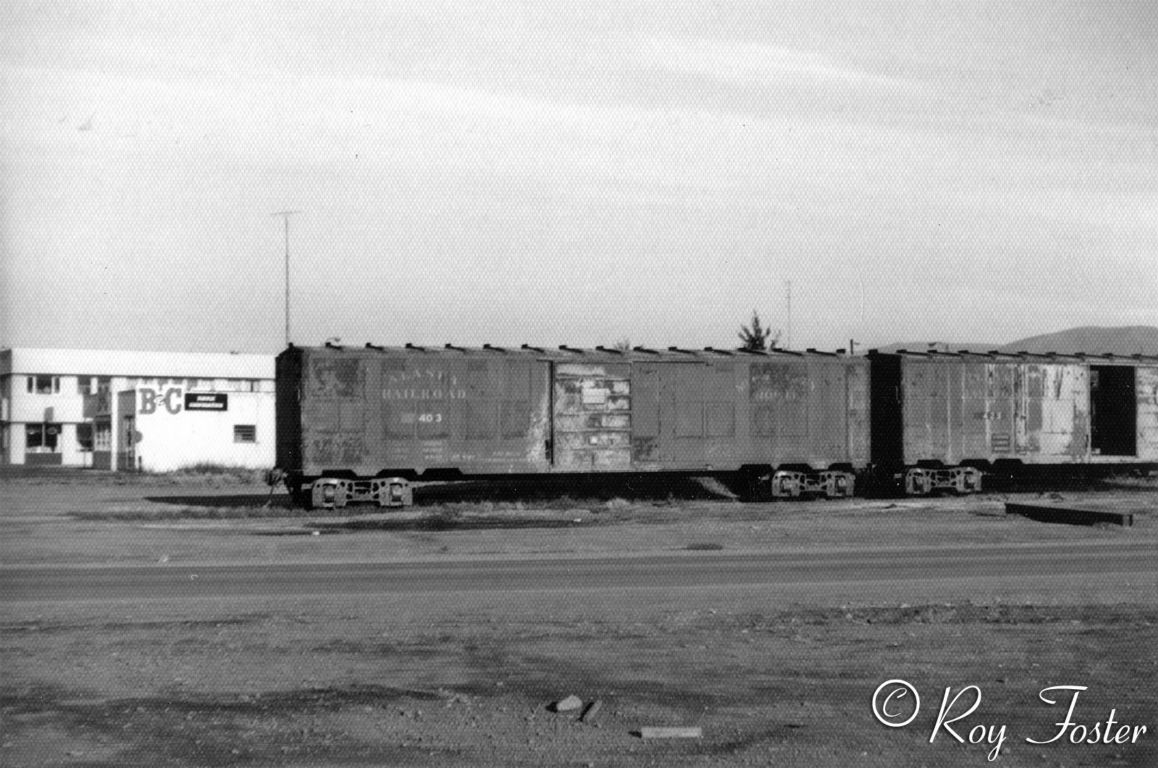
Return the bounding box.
[785,280,793,350]
[271,210,300,347]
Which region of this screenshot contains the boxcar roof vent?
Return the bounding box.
[404,343,426,351]
[444,343,466,352]
[703,346,733,355]
[559,345,584,353]
[595,345,623,354]
[521,343,545,353]
[632,346,660,354]
[483,343,507,353]
[667,346,696,355]
[365,343,384,351]
[325,340,344,349]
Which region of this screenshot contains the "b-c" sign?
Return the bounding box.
[139,388,182,415]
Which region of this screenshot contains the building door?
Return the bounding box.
[121,416,137,470]
[93,419,113,470]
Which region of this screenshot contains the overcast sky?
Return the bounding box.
[2,1,1156,354]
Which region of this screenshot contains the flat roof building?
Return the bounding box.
[0,348,275,471]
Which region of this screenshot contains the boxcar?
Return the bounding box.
[276,343,871,506]
[869,350,1158,493]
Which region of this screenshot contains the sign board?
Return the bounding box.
[185,393,229,411]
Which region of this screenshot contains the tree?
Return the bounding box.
[738,310,779,351]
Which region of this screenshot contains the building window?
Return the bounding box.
[26,423,61,452]
[28,375,60,394]
[78,376,93,395]
[77,423,94,452]
[97,377,112,394]
[233,425,257,443]
[94,422,112,451]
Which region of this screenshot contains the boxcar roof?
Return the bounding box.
[868,349,1158,364]
[282,343,863,363]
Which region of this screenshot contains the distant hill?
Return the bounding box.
[874,326,1158,356]
[999,326,1158,356]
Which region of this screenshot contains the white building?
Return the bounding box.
[0,348,275,471]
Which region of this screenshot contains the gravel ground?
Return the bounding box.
[1,471,1155,766]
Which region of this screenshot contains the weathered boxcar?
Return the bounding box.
[276,343,871,506]
[869,350,1158,493]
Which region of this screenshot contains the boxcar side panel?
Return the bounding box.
[902,359,1094,466]
[845,361,871,466]
[905,359,999,465]
[984,363,1017,459]
[959,363,988,460]
[668,363,708,467]
[629,362,661,468]
[703,361,741,468]
[808,361,848,463]
[629,361,737,471]
[289,348,876,478]
[553,362,632,471]
[1137,366,1158,461]
[902,360,947,464]
[1022,364,1087,461]
[749,360,810,465]
[301,353,370,472]
[300,351,552,475]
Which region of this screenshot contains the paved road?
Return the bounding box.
[2,542,1154,602]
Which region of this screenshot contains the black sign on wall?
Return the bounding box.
[185,393,229,411]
